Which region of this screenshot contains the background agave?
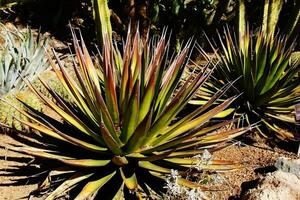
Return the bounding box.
[8,28,249,199]
[0,24,49,96]
[194,26,300,140]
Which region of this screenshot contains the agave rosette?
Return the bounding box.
[195,27,300,140]
[0,24,49,96]
[9,28,248,199]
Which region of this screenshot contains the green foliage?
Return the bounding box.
[107,0,238,49]
[261,0,283,36]
[148,0,237,46]
[260,0,299,39]
[10,29,248,199]
[0,89,43,130]
[32,69,72,101]
[150,0,230,26]
[0,0,33,8]
[195,27,300,139]
[0,69,71,130]
[92,0,112,45]
[239,0,299,44]
[0,24,49,96]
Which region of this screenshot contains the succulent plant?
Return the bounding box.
[0,24,49,96]
[194,27,300,140]
[0,89,43,130]
[0,69,71,130]
[9,28,249,199]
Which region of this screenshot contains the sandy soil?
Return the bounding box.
[210,141,297,199]
[0,134,42,200]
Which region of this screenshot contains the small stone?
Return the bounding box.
[275,157,300,177]
[242,171,300,200]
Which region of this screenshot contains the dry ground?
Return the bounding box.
[0,134,42,200]
[210,140,297,199]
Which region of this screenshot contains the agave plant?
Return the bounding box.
[195,26,300,140]
[7,28,249,199]
[0,24,49,96]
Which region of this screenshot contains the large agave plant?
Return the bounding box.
[0,24,49,96]
[195,27,300,140]
[8,29,248,199]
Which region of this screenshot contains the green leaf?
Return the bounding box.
[75,172,116,200]
[120,169,138,191]
[45,173,93,200]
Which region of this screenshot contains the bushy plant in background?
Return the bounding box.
[0,89,43,129]
[108,0,238,49]
[6,28,250,199]
[0,24,50,128]
[1,0,298,53]
[238,0,299,45]
[192,0,300,140]
[0,24,49,95]
[195,27,300,139]
[0,63,73,130]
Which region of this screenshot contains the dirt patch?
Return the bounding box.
[0,134,43,200]
[210,141,297,199]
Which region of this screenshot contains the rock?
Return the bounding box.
[242,171,300,200]
[275,157,300,177]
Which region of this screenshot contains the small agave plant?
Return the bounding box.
[9,28,248,199]
[0,24,49,96]
[195,26,300,140]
